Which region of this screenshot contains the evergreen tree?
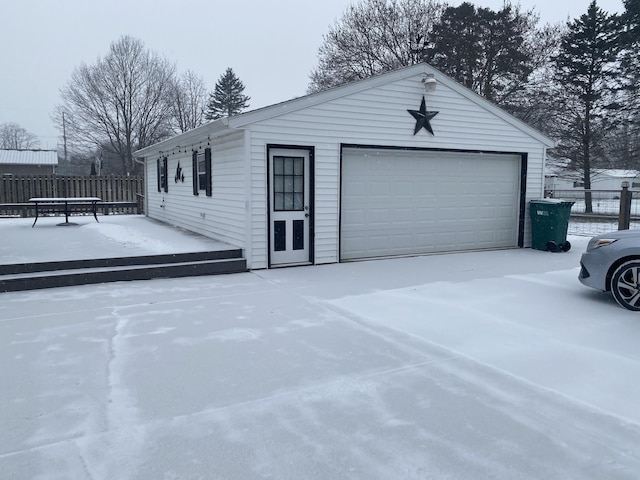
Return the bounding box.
[623,0,640,40]
[205,68,250,120]
[615,0,640,167]
[425,2,535,105]
[551,0,619,212]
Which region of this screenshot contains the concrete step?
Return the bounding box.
[0,249,244,275]
[0,257,247,293]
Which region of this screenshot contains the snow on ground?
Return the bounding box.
[1,218,640,479]
[0,215,230,265]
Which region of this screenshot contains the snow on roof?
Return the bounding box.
[545,166,640,178]
[0,149,58,165]
[596,169,640,178]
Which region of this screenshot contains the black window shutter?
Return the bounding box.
[205,148,212,197]
[192,150,199,196]
[157,158,161,192]
[163,157,168,192]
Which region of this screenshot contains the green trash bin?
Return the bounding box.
[529,199,575,252]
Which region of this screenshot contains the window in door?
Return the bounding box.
[273,156,304,211]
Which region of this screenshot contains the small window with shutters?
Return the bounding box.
[157,157,168,193]
[192,148,212,196]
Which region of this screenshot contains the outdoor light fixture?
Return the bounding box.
[422,73,437,93]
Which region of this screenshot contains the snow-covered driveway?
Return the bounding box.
[1,236,639,479]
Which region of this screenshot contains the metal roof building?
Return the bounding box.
[0,149,58,176]
[0,149,58,165]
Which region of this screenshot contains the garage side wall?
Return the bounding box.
[145,130,248,250]
[245,76,545,269]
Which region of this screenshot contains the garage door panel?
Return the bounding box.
[498,205,516,218]
[393,208,414,223]
[347,181,366,195]
[415,207,437,221]
[342,209,365,226]
[478,230,497,242]
[478,205,499,219]
[341,148,521,260]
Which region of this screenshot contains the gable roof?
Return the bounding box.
[135,63,555,157]
[0,149,58,165]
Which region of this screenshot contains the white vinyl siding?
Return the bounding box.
[145,130,247,251]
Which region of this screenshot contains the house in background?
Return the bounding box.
[135,63,555,270]
[0,149,58,176]
[545,167,640,192]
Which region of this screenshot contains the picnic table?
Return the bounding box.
[28,197,102,227]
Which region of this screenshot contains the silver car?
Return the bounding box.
[579,230,640,310]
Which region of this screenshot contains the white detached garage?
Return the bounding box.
[135,63,554,270]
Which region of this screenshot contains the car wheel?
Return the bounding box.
[611,260,640,311]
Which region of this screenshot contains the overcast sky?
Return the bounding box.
[0,0,625,149]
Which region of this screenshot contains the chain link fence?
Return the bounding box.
[546,188,640,236]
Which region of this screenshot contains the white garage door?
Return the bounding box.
[341,148,521,260]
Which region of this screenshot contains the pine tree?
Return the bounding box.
[205,68,250,120]
[618,0,640,163]
[551,0,619,213]
[425,2,536,105]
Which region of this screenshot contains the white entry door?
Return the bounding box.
[269,148,312,266]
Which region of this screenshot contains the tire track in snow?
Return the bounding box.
[77,307,147,480]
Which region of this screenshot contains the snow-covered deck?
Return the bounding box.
[0,215,233,265]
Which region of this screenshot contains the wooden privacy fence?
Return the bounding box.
[0,175,144,217]
[1,175,143,203]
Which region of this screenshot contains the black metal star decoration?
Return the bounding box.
[408,96,439,135]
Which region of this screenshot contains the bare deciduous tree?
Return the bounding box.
[498,20,565,131]
[0,122,40,149]
[308,0,445,93]
[169,70,208,134]
[55,36,176,175]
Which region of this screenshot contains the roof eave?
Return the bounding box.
[134,117,230,158]
[427,70,557,148]
[228,63,433,128]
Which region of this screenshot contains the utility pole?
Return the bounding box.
[62,111,68,163]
